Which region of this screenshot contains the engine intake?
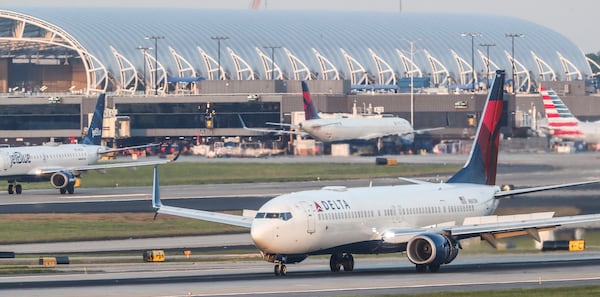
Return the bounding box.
[50,171,76,189]
[406,233,459,266]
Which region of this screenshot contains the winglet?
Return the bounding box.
[82,93,106,145]
[302,81,320,120]
[447,70,505,185]
[152,165,162,209]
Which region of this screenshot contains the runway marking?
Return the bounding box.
[172,275,600,296]
[59,193,149,199]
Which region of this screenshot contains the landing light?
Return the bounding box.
[382,231,395,239]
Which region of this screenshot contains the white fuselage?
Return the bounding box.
[298,117,414,143]
[577,121,600,143]
[0,144,103,179]
[250,183,500,255]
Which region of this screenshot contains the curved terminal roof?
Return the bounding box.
[0,7,592,94]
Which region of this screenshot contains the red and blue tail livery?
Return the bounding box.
[301,81,320,120]
[447,70,506,185]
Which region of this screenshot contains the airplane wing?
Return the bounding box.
[356,127,444,141]
[383,212,600,246]
[238,114,309,136]
[151,165,253,228]
[413,127,445,134]
[37,150,181,175]
[97,143,161,155]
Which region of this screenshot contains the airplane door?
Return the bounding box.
[299,201,316,234]
[1,152,9,171]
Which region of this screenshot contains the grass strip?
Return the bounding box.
[16,162,458,190]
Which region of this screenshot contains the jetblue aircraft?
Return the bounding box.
[541,87,600,143]
[153,71,600,276]
[0,93,176,195]
[241,82,441,147]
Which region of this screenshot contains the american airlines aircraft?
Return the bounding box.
[0,93,176,195]
[541,87,600,143]
[153,71,600,276]
[241,82,440,146]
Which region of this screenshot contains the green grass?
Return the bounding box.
[0,213,247,243]
[360,286,600,297]
[18,162,459,190]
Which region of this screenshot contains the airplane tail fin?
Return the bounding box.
[301,81,320,120]
[540,87,583,139]
[447,70,506,185]
[82,93,106,145]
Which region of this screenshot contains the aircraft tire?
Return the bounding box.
[342,253,354,271]
[7,184,13,194]
[15,184,22,194]
[59,187,67,194]
[329,254,342,272]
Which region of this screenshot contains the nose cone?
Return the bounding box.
[250,220,275,252]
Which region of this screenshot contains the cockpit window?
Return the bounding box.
[255,212,292,221]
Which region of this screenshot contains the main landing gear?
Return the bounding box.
[329,253,354,272]
[415,263,440,273]
[7,183,22,194]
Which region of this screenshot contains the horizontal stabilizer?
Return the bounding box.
[494,180,600,199]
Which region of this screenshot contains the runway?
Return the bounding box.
[1,152,600,296]
[1,252,600,296]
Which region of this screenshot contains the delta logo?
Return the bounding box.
[314,200,351,212]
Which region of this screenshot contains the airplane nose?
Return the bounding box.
[250,221,275,251]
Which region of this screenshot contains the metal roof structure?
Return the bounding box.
[0,7,593,95]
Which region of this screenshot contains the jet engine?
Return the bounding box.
[50,171,77,191]
[406,233,459,268]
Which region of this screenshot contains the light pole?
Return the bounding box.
[408,40,415,127]
[479,43,495,88]
[145,35,164,95]
[211,36,229,80]
[263,45,281,80]
[505,33,524,94]
[461,33,481,91]
[136,46,151,93]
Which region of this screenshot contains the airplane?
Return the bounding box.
[540,87,600,143]
[240,81,442,149]
[152,71,600,276]
[0,93,178,195]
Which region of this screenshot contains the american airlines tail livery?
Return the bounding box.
[1,93,177,195]
[541,87,600,143]
[153,71,600,276]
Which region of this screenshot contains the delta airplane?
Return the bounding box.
[541,87,600,143]
[0,93,177,195]
[153,71,600,276]
[241,81,440,146]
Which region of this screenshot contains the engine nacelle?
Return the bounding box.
[50,171,77,189]
[406,233,459,266]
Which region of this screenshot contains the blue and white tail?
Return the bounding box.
[82,93,106,145]
[447,70,506,185]
[301,81,320,120]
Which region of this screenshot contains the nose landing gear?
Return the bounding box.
[274,263,287,276]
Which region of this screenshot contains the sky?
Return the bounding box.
[5,0,598,53]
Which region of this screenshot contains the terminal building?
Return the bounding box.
[0,7,598,151]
